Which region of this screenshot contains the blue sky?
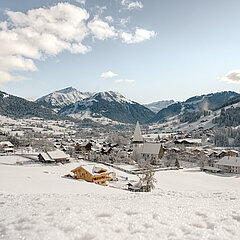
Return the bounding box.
[0,0,240,104]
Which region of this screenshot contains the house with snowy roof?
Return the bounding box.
[71,164,112,184]
[0,141,14,153]
[38,150,69,163]
[215,156,240,174]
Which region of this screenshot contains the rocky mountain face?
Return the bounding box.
[144,100,175,113]
[59,91,156,124]
[36,87,94,109]
[0,91,67,120]
[150,91,240,123]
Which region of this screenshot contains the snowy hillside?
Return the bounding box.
[59,91,155,124]
[144,100,175,113]
[36,87,94,108]
[151,91,239,123]
[0,160,240,240]
[0,90,66,120]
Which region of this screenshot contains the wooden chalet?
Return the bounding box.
[75,142,92,152]
[227,150,238,157]
[71,164,112,184]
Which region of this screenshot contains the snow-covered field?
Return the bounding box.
[1,159,240,240]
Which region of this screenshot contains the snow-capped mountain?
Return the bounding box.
[36,87,94,108]
[144,100,175,113]
[59,91,155,124]
[151,91,240,123]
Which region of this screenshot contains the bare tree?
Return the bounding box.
[138,161,156,192]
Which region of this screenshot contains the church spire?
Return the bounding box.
[133,121,143,143]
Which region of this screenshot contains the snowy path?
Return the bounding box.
[0,163,240,239]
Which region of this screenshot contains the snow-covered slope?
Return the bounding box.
[151,91,239,123]
[144,100,175,113]
[36,87,94,108]
[60,91,155,124]
[1,161,240,240]
[36,88,156,124]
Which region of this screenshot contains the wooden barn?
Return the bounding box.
[71,164,112,184]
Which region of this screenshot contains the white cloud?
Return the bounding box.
[76,0,86,5]
[0,2,155,85]
[121,0,143,10]
[115,79,135,83]
[221,70,240,84]
[119,18,130,27]
[121,28,156,43]
[101,71,118,78]
[105,16,114,23]
[0,56,37,72]
[88,18,117,40]
[0,71,27,86]
[69,43,92,54]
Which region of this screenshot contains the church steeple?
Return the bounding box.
[133,121,144,143]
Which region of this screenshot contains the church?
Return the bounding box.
[132,121,164,164]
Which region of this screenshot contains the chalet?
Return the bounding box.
[75,141,92,152]
[71,164,112,184]
[0,141,14,153]
[101,147,112,155]
[227,150,238,157]
[174,139,201,146]
[215,156,240,174]
[216,150,228,159]
[38,150,69,163]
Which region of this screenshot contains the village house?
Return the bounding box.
[226,150,238,157]
[0,141,14,153]
[174,138,202,146]
[38,150,69,163]
[71,164,112,184]
[215,156,240,174]
[75,141,92,153]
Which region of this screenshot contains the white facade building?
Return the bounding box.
[215,156,240,174]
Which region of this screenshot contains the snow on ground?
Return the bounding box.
[0,161,240,240]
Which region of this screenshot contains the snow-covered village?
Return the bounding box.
[1,1,240,240]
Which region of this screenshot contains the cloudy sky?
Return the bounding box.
[0,0,240,103]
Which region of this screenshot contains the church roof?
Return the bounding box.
[141,143,162,155]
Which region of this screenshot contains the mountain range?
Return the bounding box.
[37,88,155,124]
[0,87,239,126]
[144,100,175,113]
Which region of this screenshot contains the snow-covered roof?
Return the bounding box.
[40,152,54,162]
[216,156,240,167]
[47,150,68,160]
[0,141,14,147]
[133,121,143,142]
[72,164,112,176]
[141,143,161,155]
[175,139,202,144]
